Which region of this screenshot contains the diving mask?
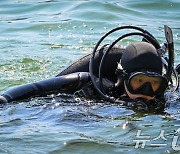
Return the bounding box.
[125,71,168,97]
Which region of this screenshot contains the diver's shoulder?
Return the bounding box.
[103,44,125,54]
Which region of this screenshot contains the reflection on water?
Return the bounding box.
[0,0,180,153]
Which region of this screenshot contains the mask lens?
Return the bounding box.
[130,74,161,92]
[126,72,168,97]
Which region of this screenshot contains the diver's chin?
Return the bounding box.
[124,84,154,101]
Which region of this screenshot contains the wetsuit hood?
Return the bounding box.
[121,42,162,74]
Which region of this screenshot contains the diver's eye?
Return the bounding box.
[130,77,145,90]
[151,80,161,91]
[134,78,146,86]
[137,79,143,84]
[152,80,159,85]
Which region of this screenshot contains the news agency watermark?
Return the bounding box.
[133,128,180,151]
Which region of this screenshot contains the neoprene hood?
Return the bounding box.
[121,42,162,74]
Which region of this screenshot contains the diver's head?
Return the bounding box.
[119,42,168,101]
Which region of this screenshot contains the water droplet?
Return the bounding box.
[79,39,83,43]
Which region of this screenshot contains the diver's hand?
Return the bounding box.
[0,95,8,103]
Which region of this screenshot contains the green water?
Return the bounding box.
[0,0,180,153]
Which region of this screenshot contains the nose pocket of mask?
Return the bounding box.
[132,82,155,96]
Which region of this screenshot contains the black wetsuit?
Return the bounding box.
[0,46,124,103]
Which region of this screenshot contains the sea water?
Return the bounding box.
[0,0,180,153]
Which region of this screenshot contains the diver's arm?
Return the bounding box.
[0,72,90,103]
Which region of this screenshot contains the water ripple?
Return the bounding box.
[0,0,180,153]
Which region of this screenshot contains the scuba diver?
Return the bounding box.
[0,25,179,110]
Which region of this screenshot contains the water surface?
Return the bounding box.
[0,0,180,153]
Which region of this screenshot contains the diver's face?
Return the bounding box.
[125,75,162,101]
[130,75,161,92]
